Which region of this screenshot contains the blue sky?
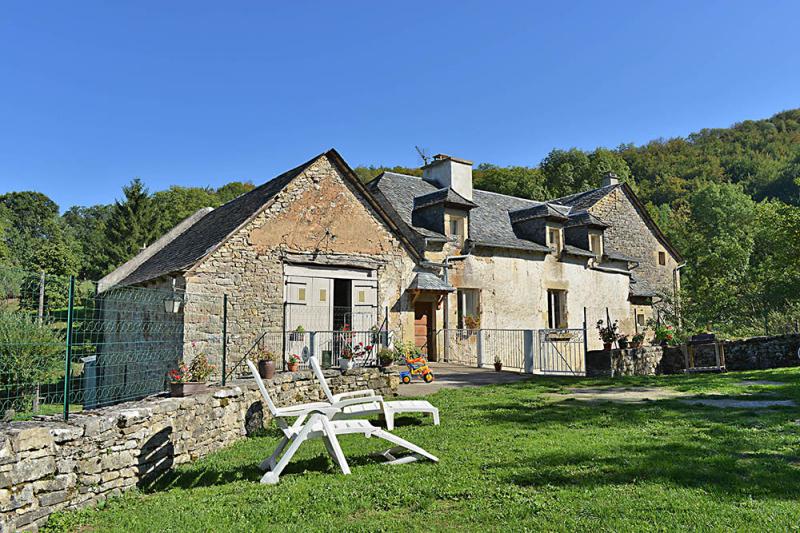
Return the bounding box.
[1,1,799,209]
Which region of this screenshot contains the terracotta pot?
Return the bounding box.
[170,382,208,397]
[603,342,612,351]
[379,360,392,369]
[494,362,503,372]
[258,360,275,380]
[287,362,299,372]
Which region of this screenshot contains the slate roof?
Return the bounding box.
[508,203,569,224]
[368,172,553,253]
[117,153,324,286]
[413,187,477,210]
[630,272,657,298]
[552,184,620,210]
[564,210,608,228]
[407,271,455,292]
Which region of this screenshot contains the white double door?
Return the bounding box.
[284,264,378,332]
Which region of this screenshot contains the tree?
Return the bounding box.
[0,192,79,276]
[216,181,255,204]
[63,204,113,279]
[540,148,592,197]
[151,186,218,234]
[105,179,158,269]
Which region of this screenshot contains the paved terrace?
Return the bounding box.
[395,362,530,397]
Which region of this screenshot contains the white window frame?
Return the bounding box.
[547,226,563,252]
[547,289,567,329]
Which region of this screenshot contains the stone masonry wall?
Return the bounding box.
[589,186,680,300]
[184,155,418,367]
[586,345,685,377]
[0,368,397,532]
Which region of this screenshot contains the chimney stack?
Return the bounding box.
[421,154,474,200]
[601,172,619,187]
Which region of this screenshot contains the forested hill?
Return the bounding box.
[2,108,800,336]
[354,108,800,208]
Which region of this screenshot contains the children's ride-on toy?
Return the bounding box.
[399,354,435,384]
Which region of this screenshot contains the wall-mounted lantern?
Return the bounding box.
[163,278,183,314]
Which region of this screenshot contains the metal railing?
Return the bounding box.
[536,328,586,376]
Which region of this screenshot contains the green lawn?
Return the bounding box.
[45,369,800,532]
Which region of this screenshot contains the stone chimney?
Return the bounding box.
[422,154,474,201]
[601,172,619,187]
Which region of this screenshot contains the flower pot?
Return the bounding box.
[170,382,208,397]
[258,360,275,380]
[340,358,354,371]
[287,362,299,372]
[494,362,503,372]
[618,339,629,349]
[379,360,392,369]
[630,341,642,349]
[603,342,612,351]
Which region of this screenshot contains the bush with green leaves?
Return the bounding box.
[0,308,65,409]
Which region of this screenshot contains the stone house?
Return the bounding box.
[100,149,682,368]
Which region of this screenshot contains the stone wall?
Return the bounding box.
[720,333,800,371]
[586,334,800,377]
[589,186,680,299]
[0,368,397,532]
[586,346,684,377]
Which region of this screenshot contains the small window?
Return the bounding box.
[547,289,567,329]
[637,313,646,326]
[658,251,666,266]
[297,288,306,302]
[548,227,562,251]
[589,234,602,258]
[457,289,480,329]
[358,290,366,304]
[447,216,465,244]
[319,289,327,302]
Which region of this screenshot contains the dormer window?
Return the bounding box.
[589,233,603,259]
[547,226,563,252]
[446,212,467,245]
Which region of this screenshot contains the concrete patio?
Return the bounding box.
[394,363,530,397]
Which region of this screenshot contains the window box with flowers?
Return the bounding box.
[168,351,215,397]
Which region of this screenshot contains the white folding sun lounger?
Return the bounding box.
[308,356,440,431]
[245,360,438,484]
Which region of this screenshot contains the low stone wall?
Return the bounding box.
[586,333,800,377]
[586,346,684,377]
[0,368,397,532]
[720,333,800,371]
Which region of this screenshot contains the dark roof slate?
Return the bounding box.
[552,184,619,210]
[369,172,554,253]
[407,271,455,292]
[118,153,321,286]
[413,187,477,210]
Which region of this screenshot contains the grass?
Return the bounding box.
[44,368,800,532]
[12,403,82,421]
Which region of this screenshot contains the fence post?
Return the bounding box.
[476,329,484,368]
[523,329,534,374]
[63,276,75,421]
[221,294,228,386]
[583,307,589,355]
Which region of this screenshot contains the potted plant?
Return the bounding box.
[631,332,645,349]
[618,335,629,349]
[250,348,276,380]
[464,315,480,330]
[377,348,394,369]
[287,354,301,372]
[494,355,503,372]
[652,323,675,346]
[168,354,215,397]
[339,345,355,371]
[596,319,619,351]
[290,325,305,342]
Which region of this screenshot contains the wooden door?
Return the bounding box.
[414,302,436,361]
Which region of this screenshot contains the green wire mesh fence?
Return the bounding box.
[0,266,228,421]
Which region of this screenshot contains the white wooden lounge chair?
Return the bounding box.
[308,356,440,431]
[245,360,438,484]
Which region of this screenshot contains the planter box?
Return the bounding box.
[170,382,209,397]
